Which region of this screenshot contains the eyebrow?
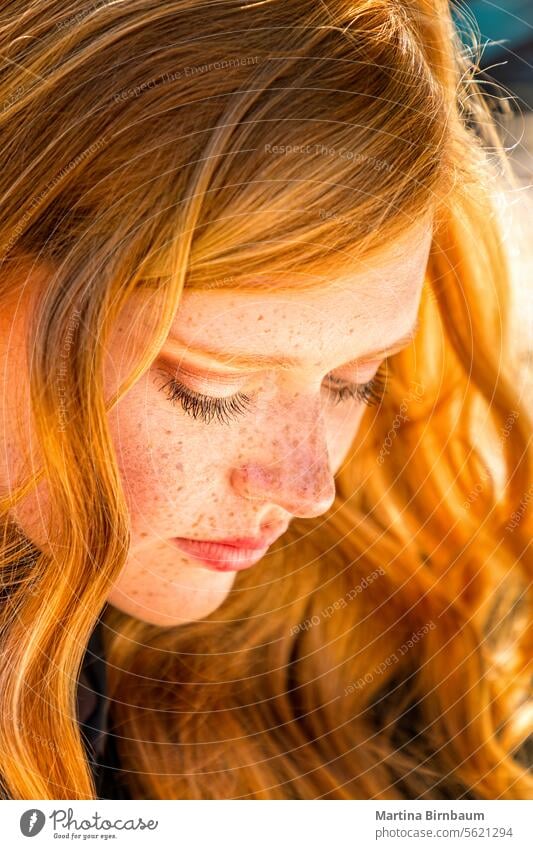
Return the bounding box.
[163,317,420,372]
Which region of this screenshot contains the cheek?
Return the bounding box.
[105,372,244,535]
[107,380,191,524]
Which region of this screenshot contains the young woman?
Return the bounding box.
[0,0,531,800]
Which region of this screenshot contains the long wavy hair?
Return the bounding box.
[0,0,531,800]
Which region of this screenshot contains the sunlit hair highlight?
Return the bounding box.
[0,0,531,799]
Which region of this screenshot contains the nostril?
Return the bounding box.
[299,477,336,515]
[231,461,336,518]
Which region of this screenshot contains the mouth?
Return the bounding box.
[170,532,285,572]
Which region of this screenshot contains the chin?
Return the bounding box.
[106,572,236,627]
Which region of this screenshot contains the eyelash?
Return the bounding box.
[154,363,388,425]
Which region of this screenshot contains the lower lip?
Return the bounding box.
[170,537,270,572]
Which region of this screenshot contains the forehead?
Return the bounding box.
[171,221,433,363]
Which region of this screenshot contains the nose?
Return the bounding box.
[230,409,336,519]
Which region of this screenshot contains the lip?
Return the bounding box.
[207,535,276,550]
[170,530,286,572]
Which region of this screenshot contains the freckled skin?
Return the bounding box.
[0,221,432,626]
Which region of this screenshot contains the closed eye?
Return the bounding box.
[154,362,389,425]
[323,363,388,406]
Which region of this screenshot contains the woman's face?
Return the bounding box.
[1,221,432,627]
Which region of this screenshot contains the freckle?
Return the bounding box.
[257,315,264,320]
[140,532,148,538]
[165,429,172,435]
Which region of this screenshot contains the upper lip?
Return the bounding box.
[176,528,287,550]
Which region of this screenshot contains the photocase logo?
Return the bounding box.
[20,809,46,836]
[17,807,159,838]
